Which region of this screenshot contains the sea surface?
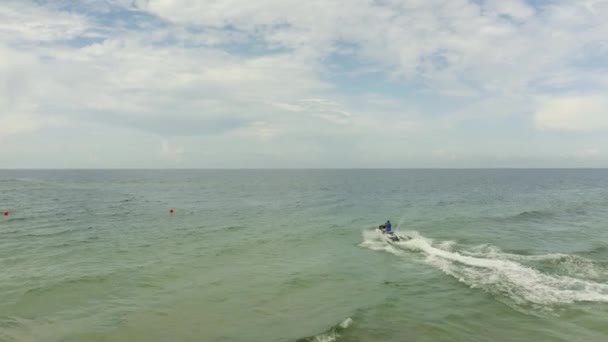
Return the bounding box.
[1,169,608,342]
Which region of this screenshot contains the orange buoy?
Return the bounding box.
[3,210,8,216]
[169,208,174,214]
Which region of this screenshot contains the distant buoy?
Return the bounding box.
[169,208,174,214]
[3,210,8,216]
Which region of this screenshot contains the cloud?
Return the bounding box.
[433,149,458,161]
[0,114,41,138]
[160,139,184,161]
[132,0,608,99]
[0,3,90,43]
[1,33,330,137]
[534,95,608,131]
[234,121,283,142]
[578,146,600,158]
[484,0,535,19]
[1,0,608,167]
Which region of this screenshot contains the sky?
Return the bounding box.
[1,0,608,168]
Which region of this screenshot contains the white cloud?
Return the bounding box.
[0,114,41,138]
[134,0,608,99]
[1,33,331,137]
[578,146,600,158]
[534,95,608,131]
[0,3,90,42]
[269,98,353,126]
[160,139,184,161]
[484,0,535,19]
[2,0,608,167]
[234,121,282,141]
[433,149,458,161]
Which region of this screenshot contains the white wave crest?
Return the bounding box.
[302,317,354,342]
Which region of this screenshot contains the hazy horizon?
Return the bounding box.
[2,167,608,171]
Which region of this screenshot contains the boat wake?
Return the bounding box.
[361,230,608,311]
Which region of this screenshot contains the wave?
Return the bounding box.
[504,210,554,222]
[499,207,590,223]
[360,230,608,311]
[0,229,22,235]
[23,273,116,297]
[2,217,27,223]
[296,317,354,342]
[25,228,79,238]
[0,316,33,342]
[580,245,608,258]
[225,225,246,232]
[435,199,465,207]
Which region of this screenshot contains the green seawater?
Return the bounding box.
[1,169,608,341]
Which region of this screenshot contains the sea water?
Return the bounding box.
[1,169,608,341]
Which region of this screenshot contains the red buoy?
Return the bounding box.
[3,210,8,216]
[169,208,174,214]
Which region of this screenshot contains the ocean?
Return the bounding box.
[1,169,608,342]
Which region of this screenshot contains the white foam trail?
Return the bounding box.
[461,247,608,280]
[461,244,570,262]
[361,230,608,307]
[360,230,406,256]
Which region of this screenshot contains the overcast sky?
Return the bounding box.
[1,0,608,168]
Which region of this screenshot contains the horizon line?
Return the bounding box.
[1,167,608,171]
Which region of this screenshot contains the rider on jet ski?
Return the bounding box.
[378,220,392,233]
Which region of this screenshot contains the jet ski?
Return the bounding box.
[376,226,409,242]
[381,230,402,242]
